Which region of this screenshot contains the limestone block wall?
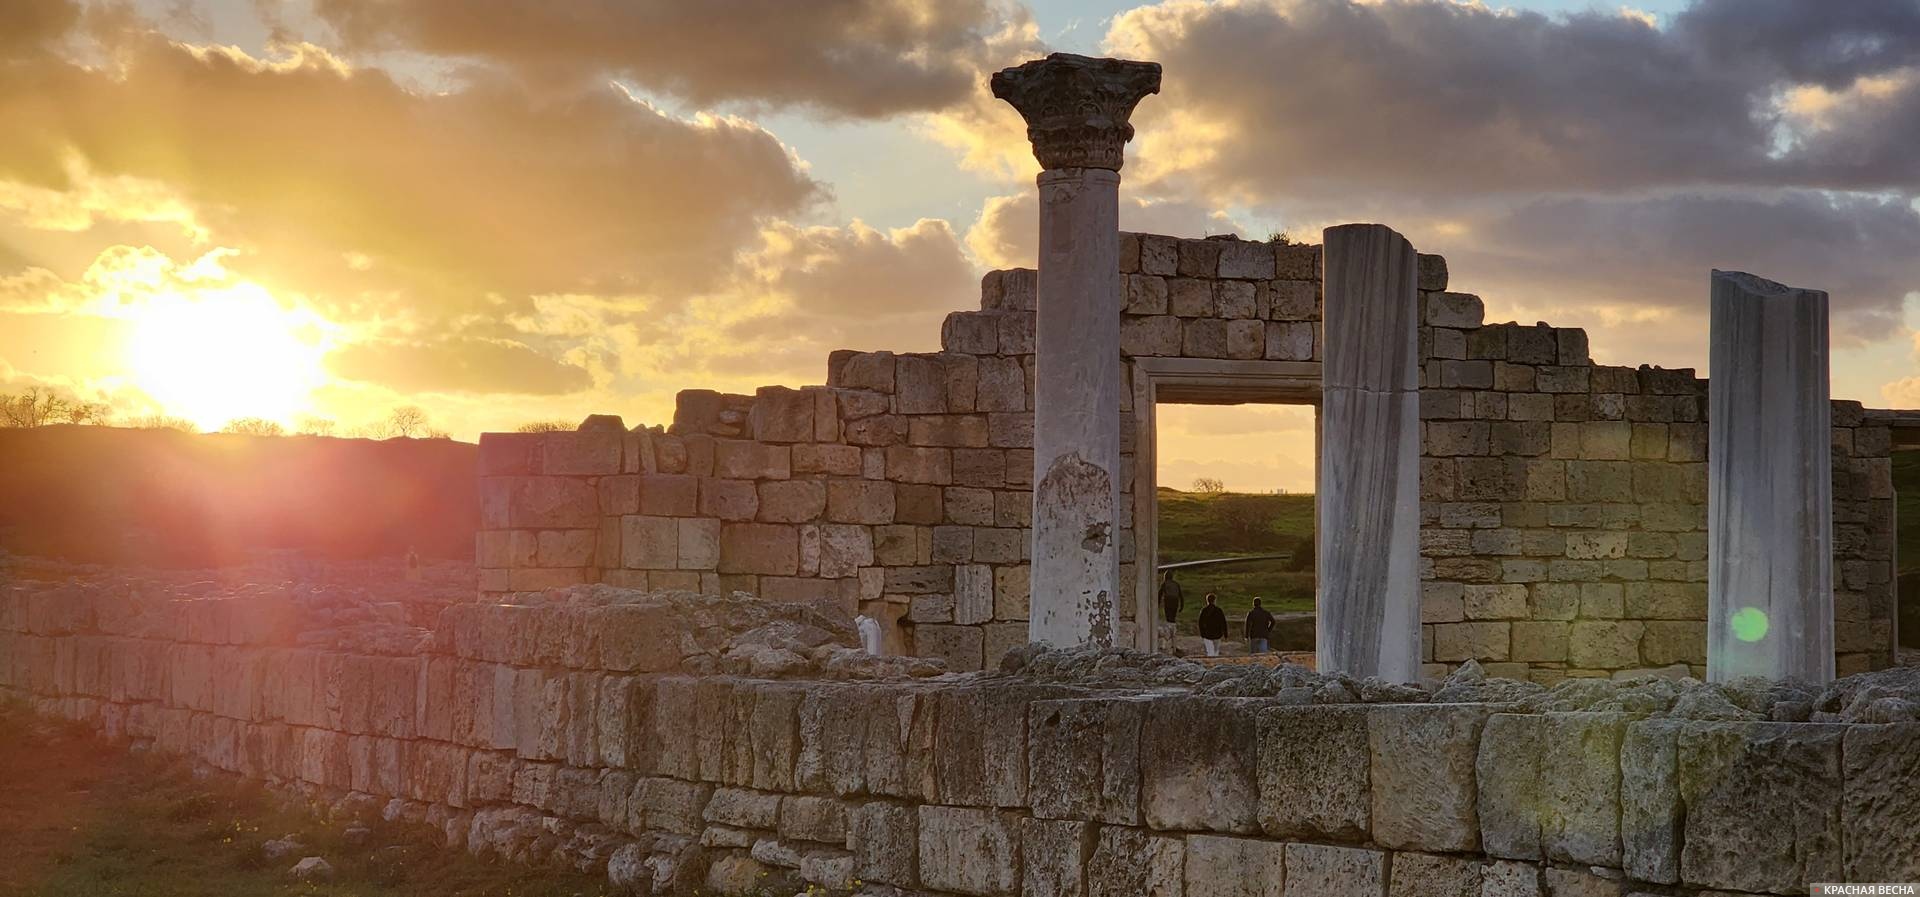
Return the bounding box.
[2,587,1917,896]
[1414,289,1898,678]
[475,228,1903,676]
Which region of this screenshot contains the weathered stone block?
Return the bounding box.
[1282,843,1383,897]
[1186,834,1285,897]
[1369,704,1488,852]
[918,806,1017,896]
[1021,817,1093,897]
[757,479,826,523]
[1677,721,1844,893]
[850,800,918,886]
[778,794,848,845]
[1620,719,1682,884]
[1841,723,1920,882]
[1388,851,1480,897]
[718,523,799,575]
[1088,825,1184,897]
[1029,697,1146,825]
[1142,697,1260,834]
[1256,704,1369,841]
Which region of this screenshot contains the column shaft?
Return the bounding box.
[1707,270,1833,683]
[1029,167,1123,647]
[1318,223,1421,682]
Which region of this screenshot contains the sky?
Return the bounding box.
[3,0,1920,493]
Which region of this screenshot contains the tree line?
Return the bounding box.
[0,388,450,439]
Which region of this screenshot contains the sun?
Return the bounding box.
[122,284,331,430]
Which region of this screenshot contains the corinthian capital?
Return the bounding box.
[991,53,1162,172]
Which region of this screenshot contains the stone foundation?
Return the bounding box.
[3,580,1916,896]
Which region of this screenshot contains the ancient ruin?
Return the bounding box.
[3,52,1918,896]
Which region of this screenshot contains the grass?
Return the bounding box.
[0,700,608,897]
[1154,487,1316,632]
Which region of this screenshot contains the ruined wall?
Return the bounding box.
[3,583,1918,896]
[1414,299,1899,679]
[476,229,1901,676]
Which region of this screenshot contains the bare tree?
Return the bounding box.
[128,414,199,432]
[384,405,430,438]
[515,420,572,433]
[222,418,286,437]
[1190,476,1226,495]
[0,387,71,427]
[294,416,337,437]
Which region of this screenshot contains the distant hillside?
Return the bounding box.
[1155,487,1316,621]
[0,426,478,566]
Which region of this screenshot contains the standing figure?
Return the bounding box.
[1158,570,1184,650]
[1198,593,1228,658]
[1245,597,1274,655]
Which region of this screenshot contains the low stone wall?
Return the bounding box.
[3,580,1917,896]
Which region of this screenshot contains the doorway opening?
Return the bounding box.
[1129,358,1320,657]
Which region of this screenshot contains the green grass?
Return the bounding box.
[0,702,609,897]
[1154,488,1316,632]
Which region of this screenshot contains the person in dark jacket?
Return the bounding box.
[1197,593,1228,657]
[1245,597,1275,654]
[1157,571,1184,650]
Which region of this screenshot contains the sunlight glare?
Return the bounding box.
[123,285,331,430]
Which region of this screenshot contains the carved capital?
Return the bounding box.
[991,53,1162,171]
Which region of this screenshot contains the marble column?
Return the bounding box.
[1318,224,1421,682]
[992,53,1161,647]
[1707,270,1833,683]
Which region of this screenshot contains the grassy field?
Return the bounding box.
[1154,487,1315,633]
[0,700,608,897]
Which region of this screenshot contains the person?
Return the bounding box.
[1245,597,1274,654]
[1197,593,1228,657]
[1157,570,1184,649]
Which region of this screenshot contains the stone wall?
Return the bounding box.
[476,228,1903,676]
[3,583,1917,896]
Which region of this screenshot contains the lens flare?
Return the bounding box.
[1730,606,1769,642]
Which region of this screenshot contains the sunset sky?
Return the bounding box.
[4,0,1919,493]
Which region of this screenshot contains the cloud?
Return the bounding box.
[327,336,593,395]
[310,0,1022,118]
[0,19,820,323]
[1426,191,1920,352]
[1100,0,1920,201]
[966,190,1243,269]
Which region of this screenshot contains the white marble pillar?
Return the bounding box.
[1707,270,1833,683]
[992,53,1161,647]
[1318,223,1421,682]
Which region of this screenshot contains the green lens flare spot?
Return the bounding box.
[1730,607,1769,642]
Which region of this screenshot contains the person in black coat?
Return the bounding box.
[1245,597,1275,654]
[1197,593,1228,657]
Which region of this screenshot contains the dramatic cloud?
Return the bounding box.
[327,336,593,396]
[1103,0,1920,200]
[0,15,820,321]
[312,0,1023,118]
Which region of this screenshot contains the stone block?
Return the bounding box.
[699,477,759,520]
[1088,825,1185,897]
[1186,834,1285,897]
[1265,321,1315,360]
[1388,852,1480,897]
[826,479,894,524]
[718,523,799,575]
[778,794,848,845]
[622,516,678,570]
[1122,314,1185,356]
[1219,240,1277,280]
[976,356,1027,411]
[1620,719,1682,884]
[714,439,791,479]
[637,474,699,517]
[1369,704,1488,852]
[750,386,816,443]
[1029,697,1147,825]
[1841,723,1920,882]
[1282,843,1384,897]
[1021,817,1093,897]
[1677,721,1844,893]
[1540,713,1626,867]
[1257,704,1370,841]
[917,806,1017,896]
[914,624,982,672]
[850,800,918,887]
[934,683,1067,807]
[1143,697,1260,834]
[1540,868,1623,897]
[758,479,826,523]
[678,518,721,569]
[1567,622,1643,669]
